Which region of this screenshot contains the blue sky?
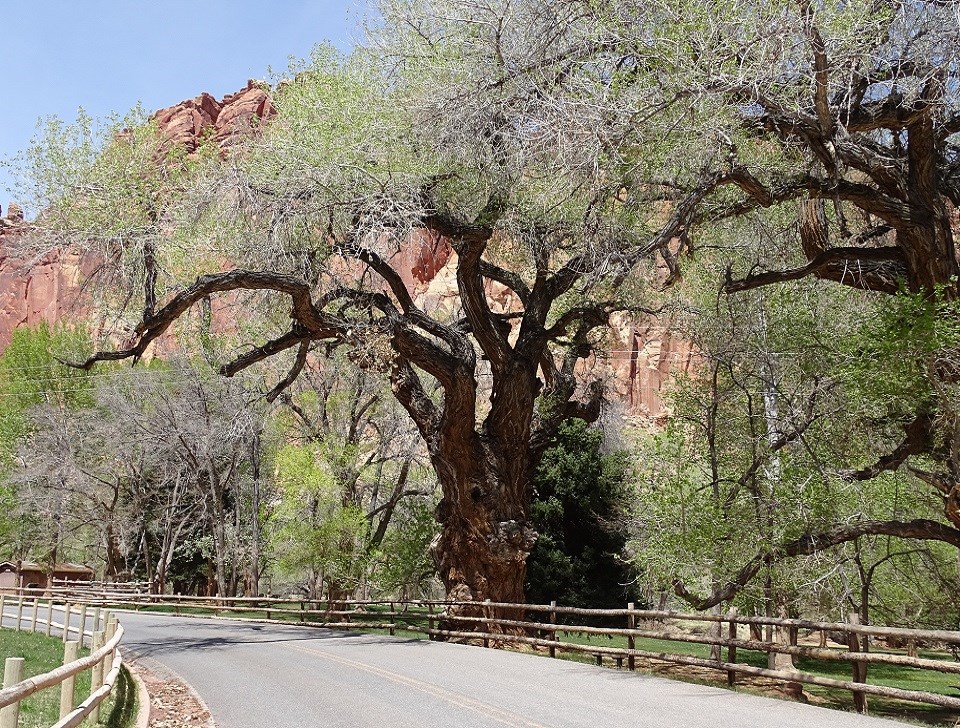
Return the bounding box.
[1,0,357,208]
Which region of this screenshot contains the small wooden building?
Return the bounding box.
[0,561,94,594]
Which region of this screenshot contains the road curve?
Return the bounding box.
[76,611,914,728]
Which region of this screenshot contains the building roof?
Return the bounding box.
[0,561,94,575]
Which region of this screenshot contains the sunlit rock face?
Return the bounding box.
[0,85,693,422]
[601,317,697,425]
[153,80,274,154]
[0,204,99,350]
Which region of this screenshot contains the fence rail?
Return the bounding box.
[0,595,123,728]
[21,586,960,715]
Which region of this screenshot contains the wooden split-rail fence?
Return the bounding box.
[23,584,960,716]
[0,594,123,728]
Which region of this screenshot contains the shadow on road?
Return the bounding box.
[121,614,429,658]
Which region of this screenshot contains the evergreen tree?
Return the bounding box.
[526,421,639,609]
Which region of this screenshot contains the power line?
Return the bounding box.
[0,374,220,400]
[0,366,216,386]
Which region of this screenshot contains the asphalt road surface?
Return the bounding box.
[2,607,914,727]
[121,612,917,728]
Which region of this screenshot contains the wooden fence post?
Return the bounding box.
[726,607,738,686]
[389,601,395,636]
[483,600,491,649]
[427,603,435,640]
[59,641,79,719]
[29,599,38,633]
[62,603,71,642]
[0,657,24,728]
[89,632,105,724]
[78,605,87,645]
[106,617,118,669]
[0,594,5,628]
[14,598,22,632]
[549,601,558,659]
[847,612,868,714]
[45,600,53,637]
[627,602,635,670]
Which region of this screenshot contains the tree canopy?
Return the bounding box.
[9,0,960,612]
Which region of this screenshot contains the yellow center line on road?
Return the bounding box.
[283,641,553,728]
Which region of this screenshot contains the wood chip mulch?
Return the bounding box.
[127,659,216,728]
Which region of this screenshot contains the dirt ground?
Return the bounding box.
[128,659,216,728]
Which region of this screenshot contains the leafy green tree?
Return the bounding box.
[630,259,957,628]
[371,498,439,600]
[526,420,638,609]
[0,322,93,464]
[269,442,373,600]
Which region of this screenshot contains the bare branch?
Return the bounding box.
[265,340,310,403]
[839,413,934,482]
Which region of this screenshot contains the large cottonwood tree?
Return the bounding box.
[16,35,700,606]
[602,0,960,603]
[370,0,960,605]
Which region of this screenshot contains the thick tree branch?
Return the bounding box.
[799,0,834,139]
[389,357,441,440]
[220,327,310,377]
[479,260,531,304]
[338,241,417,312]
[337,239,469,355]
[456,233,513,372]
[73,270,338,369]
[839,413,934,482]
[724,246,908,294]
[674,519,960,610]
[423,197,513,371]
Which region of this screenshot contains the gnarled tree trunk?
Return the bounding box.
[431,451,536,607]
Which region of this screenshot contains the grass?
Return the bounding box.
[0,627,136,728]
[795,652,960,726]
[549,629,960,725]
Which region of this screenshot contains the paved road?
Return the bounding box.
[111,612,915,728]
[1,606,913,727]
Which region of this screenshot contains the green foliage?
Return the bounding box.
[372,498,438,597]
[526,420,639,609]
[0,323,93,466]
[839,287,960,423]
[12,107,162,234]
[630,264,956,619]
[269,443,372,592]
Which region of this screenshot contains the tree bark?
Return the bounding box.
[431,448,536,607]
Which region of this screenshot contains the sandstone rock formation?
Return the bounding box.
[604,318,697,425]
[0,207,100,350]
[153,80,274,154]
[0,82,276,351]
